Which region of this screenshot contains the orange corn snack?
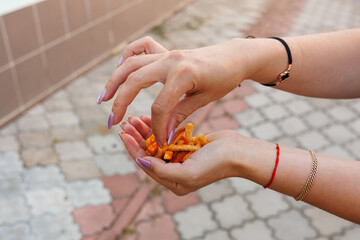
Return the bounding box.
[145,123,209,163]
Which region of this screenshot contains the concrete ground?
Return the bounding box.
[0,0,359,239]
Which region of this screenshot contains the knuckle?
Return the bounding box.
[151,101,165,115]
[124,56,136,67]
[173,111,188,126]
[175,62,196,79]
[168,50,185,61]
[112,98,122,110]
[143,35,154,43]
[127,71,143,83]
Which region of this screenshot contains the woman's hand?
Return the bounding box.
[103,36,255,145]
[119,115,253,195]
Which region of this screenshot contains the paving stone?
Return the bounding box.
[211,195,254,228]
[134,195,165,223]
[0,222,32,240]
[31,213,81,240]
[46,111,80,127]
[268,90,294,103]
[49,90,69,100]
[137,214,179,240]
[261,104,288,120]
[222,99,249,115]
[304,207,353,236]
[55,141,93,161]
[349,118,360,136]
[285,99,314,115]
[94,153,136,176]
[65,179,111,208]
[75,107,107,122]
[87,135,124,154]
[231,220,273,240]
[345,140,360,159]
[162,190,199,214]
[73,204,115,235]
[306,98,334,109]
[102,173,141,199]
[24,165,65,190]
[279,117,308,135]
[326,106,356,122]
[0,172,24,196]
[228,177,260,194]
[244,93,271,108]
[235,127,253,137]
[26,188,72,216]
[208,116,239,131]
[18,130,51,148]
[322,124,356,143]
[277,136,299,147]
[268,210,316,240]
[334,227,360,240]
[112,197,129,214]
[234,109,264,127]
[17,115,49,131]
[197,180,234,203]
[199,230,231,240]
[26,104,46,116]
[297,131,330,150]
[250,122,282,141]
[0,197,30,224]
[351,101,360,114]
[43,99,74,111]
[304,111,331,129]
[60,159,101,181]
[0,135,19,152]
[247,190,289,218]
[22,147,58,167]
[320,146,353,160]
[0,123,17,135]
[174,204,217,239]
[0,152,23,173]
[51,126,85,141]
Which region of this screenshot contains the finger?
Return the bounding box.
[119,131,147,160]
[111,61,168,126]
[151,76,191,145]
[104,54,161,101]
[127,116,152,139]
[120,121,146,149]
[122,36,167,62]
[139,115,152,128]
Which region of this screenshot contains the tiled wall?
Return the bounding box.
[0,0,192,126]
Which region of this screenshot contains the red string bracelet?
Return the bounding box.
[263,143,280,189]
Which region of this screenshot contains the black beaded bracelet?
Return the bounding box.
[262,37,292,87]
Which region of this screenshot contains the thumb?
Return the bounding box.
[138,156,183,182]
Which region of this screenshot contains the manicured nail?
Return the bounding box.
[107,112,114,129]
[117,56,123,68]
[167,129,175,145]
[136,157,151,170]
[96,88,106,104]
[155,137,162,147]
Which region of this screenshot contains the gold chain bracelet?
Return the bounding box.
[294,150,318,201]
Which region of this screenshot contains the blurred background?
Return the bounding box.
[0,0,359,239]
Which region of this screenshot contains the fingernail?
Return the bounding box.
[136,157,151,170]
[155,137,162,147]
[119,121,126,130]
[117,56,123,68]
[107,112,114,129]
[96,88,106,104]
[127,115,133,123]
[168,129,175,145]
[119,131,125,139]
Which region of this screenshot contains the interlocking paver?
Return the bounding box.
[75,107,107,122]
[228,177,260,194]
[43,98,74,111]
[234,109,264,127]
[322,124,356,143]
[137,214,179,240]
[326,106,356,122]
[31,213,81,240]
[296,131,330,150]
[60,159,101,181]
[304,111,331,129]
[345,140,360,159]
[197,230,231,240]
[0,152,23,173]
[26,188,73,216]
[334,227,360,240]
[231,220,273,240]
[268,89,293,103]
[55,141,93,161]
[65,179,111,208]
[51,126,85,141]
[304,207,354,236]
[0,172,24,196]
[21,147,58,167]
[279,117,308,135]
[349,119,360,136]
[134,196,165,223]
[268,210,316,240]
[0,123,17,135]
[244,93,271,108]
[285,99,314,116]
[0,197,29,224]
[211,195,254,228]
[174,204,217,240]
[87,135,124,154]
[0,135,19,152]
[0,222,32,240]
[320,145,354,160]
[250,122,282,141]
[247,190,289,218]
[24,165,65,190]
[162,191,200,214]
[18,130,51,148]
[261,104,288,120]
[46,111,80,127]
[94,153,136,176]
[17,115,49,131]
[197,180,234,203]
[102,173,141,199]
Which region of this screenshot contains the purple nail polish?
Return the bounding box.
[136,157,151,170]
[168,129,175,145]
[107,112,114,129]
[155,137,162,147]
[117,56,123,68]
[96,88,107,104]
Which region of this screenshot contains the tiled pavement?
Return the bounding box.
[0,0,360,239]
